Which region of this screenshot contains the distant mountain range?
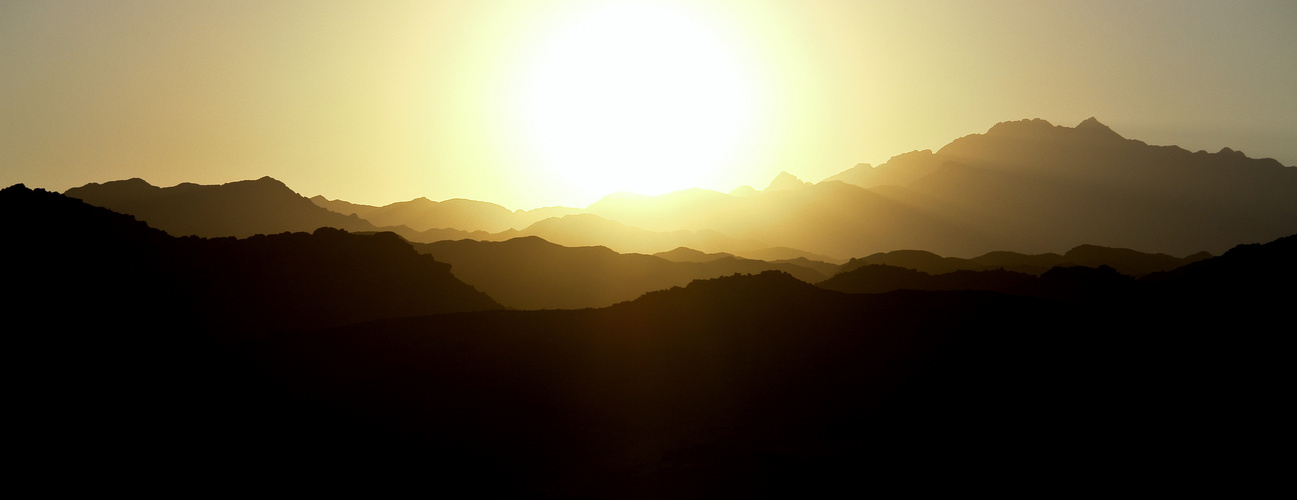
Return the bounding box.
[416,236,828,309]
[840,244,1210,278]
[583,118,1297,257]
[310,194,583,233]
[60,117,1296,260]
[65,176,379,238]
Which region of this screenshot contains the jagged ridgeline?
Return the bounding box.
[63,119,1297,261]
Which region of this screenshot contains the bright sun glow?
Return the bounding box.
[506,2,759,205]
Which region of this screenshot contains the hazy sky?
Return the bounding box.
[3,0,1294,209]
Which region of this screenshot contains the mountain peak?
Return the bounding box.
[1073,116,1125,140]
[1076,117,1106,129]
[765,171,810,192]
[986,118,1055,133]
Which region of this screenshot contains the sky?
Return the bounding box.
[2,0,1294,210]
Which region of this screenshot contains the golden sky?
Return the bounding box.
[2,0,1294,209]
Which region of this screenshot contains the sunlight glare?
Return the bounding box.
[506,1,759,205]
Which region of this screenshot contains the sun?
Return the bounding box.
[503,1,761,205]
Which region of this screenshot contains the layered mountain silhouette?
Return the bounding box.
[67,119,1293,259]
[192,235,1291,492]
[12,115,1295,493]
[839,243,1209,277]
[8,179,1290,493]
[311,194,583,233]
[63,176,384,238]
[584,118,1297,257]
[6,183,501,332]
[415,236,827,309]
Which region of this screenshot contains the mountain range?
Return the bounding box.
[63,118,1297,259]
[10,117,1296,493]
[416,236,828,309]
[582,118,1297,257]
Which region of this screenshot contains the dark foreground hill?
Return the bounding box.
[229,251,1289,493]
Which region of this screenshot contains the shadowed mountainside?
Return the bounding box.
[415,236,827,309]
[229,235,1290,492]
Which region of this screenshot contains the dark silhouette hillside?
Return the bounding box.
[5,183,502,332]
[818,263,1143,303]
[415,236,826,309]
[229,249,1293,493]
[65,177,379,238]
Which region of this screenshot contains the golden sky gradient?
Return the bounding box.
[2,0,1294,209]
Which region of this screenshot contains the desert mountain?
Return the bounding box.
[839,243,1209,278]
[415,236,827,309]
[653,246,736,263]
[62,176,821,256]
[311,194,584,233]
[820,162,873,186]
[6,183,502,331]
[65,177,380,238]
[498,213,765,255]
[309,195,381,219]
[764,171,812,191]
[62,118,1294,260]
[585,118,1297,257]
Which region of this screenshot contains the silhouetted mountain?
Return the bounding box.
[6,183,502,331]
[587,118,1297,258]
[311,194,584,233]
[654,246,736,263]
[1142,233,1297,320]
[65,177,379,238]
[225,248,1289,492]
[5,183,504,481]
[839,243,1206,277]
[359,197,513,232]
[767,256,843,279]
[764,171,812,191]
[820,162,873,185]
[731,245,846,265]
[841,249,984,275]
[415,236,827,309]
[728,185,758,196]
[309,194,380,218]
[503,213,763,255]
